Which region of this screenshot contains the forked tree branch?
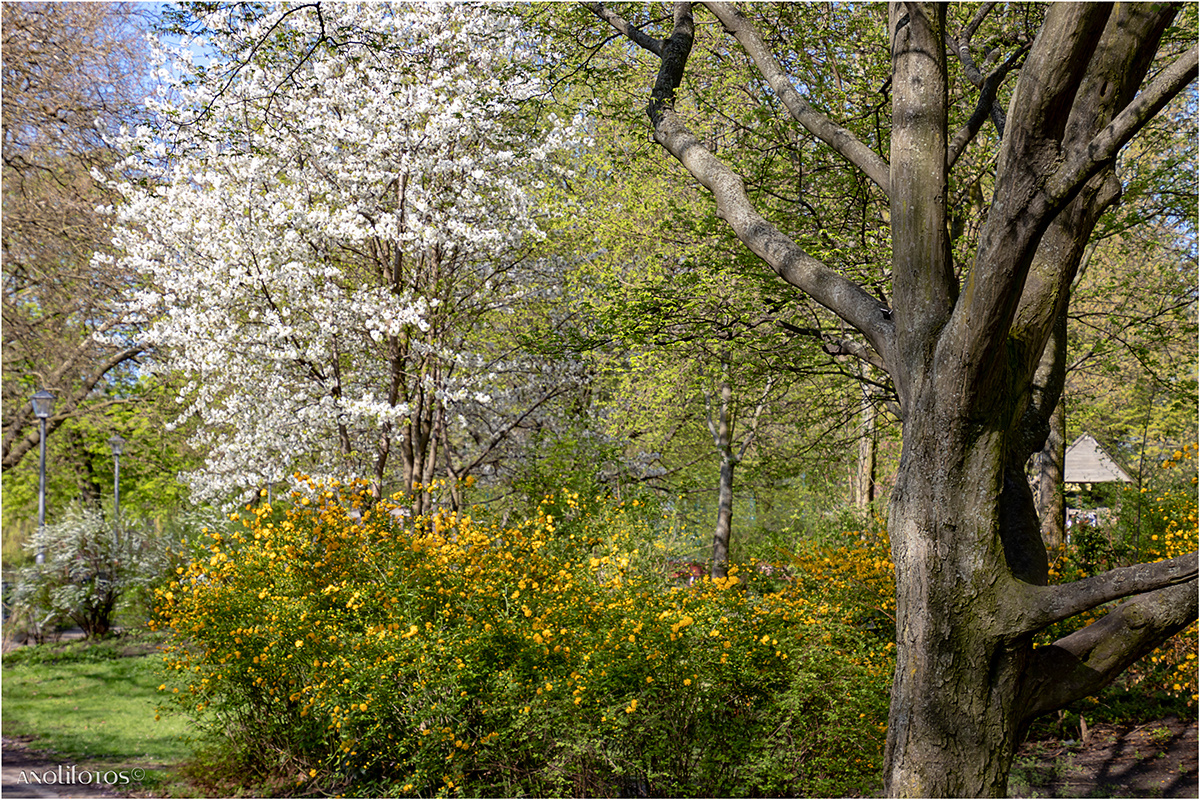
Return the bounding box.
[947,46,1026,169]
[945,2,1011,139]
[1010,552,1198,634]
[583,2,898,371]
[1018,578,1198,724]
[579,2,663,57]
[1047,43,1199,204]
[1,343,144,471]
[704,1,892,197]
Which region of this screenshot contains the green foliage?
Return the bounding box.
[2,637,193,792]
[2,376,204,567]
[153,479,892,797]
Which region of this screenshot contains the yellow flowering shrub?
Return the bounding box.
[154,479,892,797]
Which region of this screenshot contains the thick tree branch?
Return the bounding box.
[1047,43,1199,205]
[1018,578,1198,724]
[1002,4,1177,415]
[704,1,891,197]
[888,2,954,409]
[942,4,1179,414]
[1012,552,1198,634]
[606,2,897,375]
[1000,4,1112,161]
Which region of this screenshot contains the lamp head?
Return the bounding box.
[30,389,56,419]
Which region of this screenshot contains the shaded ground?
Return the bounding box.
[1010,716,1198,798]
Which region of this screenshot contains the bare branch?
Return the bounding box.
[960,2,996,45]
[946,45,1026,168]
[580,2,663,57]
[945,3,1011,137]
[704,1,891,197]
[780,322,889,373]
[735,375,777,462]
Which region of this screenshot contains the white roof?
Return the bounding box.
[1064,434,1134,483]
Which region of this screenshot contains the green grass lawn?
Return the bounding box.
[2,633,197,794]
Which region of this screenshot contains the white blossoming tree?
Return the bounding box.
[105,3,582,507]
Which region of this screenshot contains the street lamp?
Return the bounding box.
[30,389,56,566]
[108,434,126,548]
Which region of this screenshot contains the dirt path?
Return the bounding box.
[1,736,134,799]
[1010,715,1198,798]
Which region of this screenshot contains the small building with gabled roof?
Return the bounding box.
[1064,433,1134,484]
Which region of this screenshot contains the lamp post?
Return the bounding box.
[30,389,56,566]
[108,434,126,548]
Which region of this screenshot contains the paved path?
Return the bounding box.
[1,737,129,799]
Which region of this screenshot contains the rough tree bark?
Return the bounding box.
[584,2,1198,795]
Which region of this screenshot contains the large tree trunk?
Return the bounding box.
[883,407,1041,795]
[880,4,1182,794]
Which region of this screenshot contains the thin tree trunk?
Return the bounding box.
[712,454,734,579]
[1038,398,1066,553]
[706,376,735,579]
[855,382,877,508]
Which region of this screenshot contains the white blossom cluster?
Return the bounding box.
[102,3,584,503]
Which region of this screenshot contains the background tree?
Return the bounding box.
[546,22,896,572]
[108,4,584,508]
[2,2,152,473]
[571,2,1197,795]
